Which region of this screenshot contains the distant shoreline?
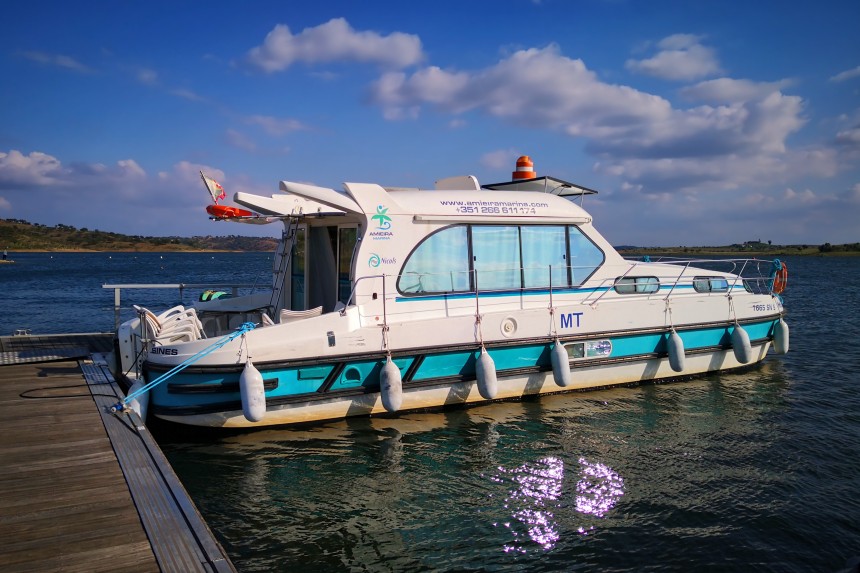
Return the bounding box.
[618,249,860,257]
[3,218,857,256]
[4,249,268,253]
[3,248,857,257]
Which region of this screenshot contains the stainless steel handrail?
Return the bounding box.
[102,283,262,329]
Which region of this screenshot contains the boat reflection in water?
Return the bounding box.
[160,394,637,565]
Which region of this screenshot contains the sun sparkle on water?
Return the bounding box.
[492,455,625,552]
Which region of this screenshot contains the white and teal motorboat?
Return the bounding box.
[113,158,789,428]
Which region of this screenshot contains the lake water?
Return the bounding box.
[0,252,275,334]
[2,253,859,571]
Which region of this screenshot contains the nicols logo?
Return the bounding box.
[368,253,397,267]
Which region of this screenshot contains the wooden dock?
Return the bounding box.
[0,334,236,573]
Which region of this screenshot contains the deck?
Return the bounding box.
[0,334,235,573]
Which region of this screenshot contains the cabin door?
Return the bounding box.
[337,226,358,306]
[289,226,307,311]
[304,224,358,312]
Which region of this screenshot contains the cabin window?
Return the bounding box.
[398,226,471,293]
[472,226,521,290]
[396,223,604,295]
[693,276,729,293]
[614,276,659,294]
[522,226,568,288]
[569,227,604,286]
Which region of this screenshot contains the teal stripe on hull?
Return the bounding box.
[147,318,779,410]
[329,357,413,391]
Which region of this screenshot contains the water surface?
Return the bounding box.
[3,253,858,571]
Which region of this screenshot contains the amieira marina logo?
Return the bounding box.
[369,204,394,240]
[372,205,392,230]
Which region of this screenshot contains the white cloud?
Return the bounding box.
[681,78,794,104]
[625,34,722,81]
[21,51,94,74]
[225,129,257,152]
[137,68,158,85]
[0,151,278,236]
[369,44,816,195]
[830,66,860,82]
[165,161,224,183]
[782,187,816,203]
[0,154,205,230]
[117,159,146,178]
[169,88,205,102]
[132,65,206,103]
[371,45,671,131]
[0,150,66,188]
[245,18,424,73]
[589,176,860,246]
[481,149,520,170]
[0,150,146,193]
[836,126,860,145]
[245,115,307,136]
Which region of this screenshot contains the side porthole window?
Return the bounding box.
[693,276,729,293]
[614,276,659,294]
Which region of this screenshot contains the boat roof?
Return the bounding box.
[232,175,597,223]
[482,176,598,197]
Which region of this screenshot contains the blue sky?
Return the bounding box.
[1,0,858,246]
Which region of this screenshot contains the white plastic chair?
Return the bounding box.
[134,305,205,343]
[278,306,323,324]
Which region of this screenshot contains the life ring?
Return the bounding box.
[206,204,253,219]
[772,262,788,294]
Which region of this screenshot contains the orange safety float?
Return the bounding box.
[206,204,254,219]
[772,261,788,294]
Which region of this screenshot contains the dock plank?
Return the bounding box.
[0,339,235,573]
[0,361,160,572]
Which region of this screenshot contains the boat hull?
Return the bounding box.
[149,334,774,428]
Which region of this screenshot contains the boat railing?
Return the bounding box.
[345,263,613,326]
[617,256,779,299]
[102,283,264,329]
[345,256,780,326]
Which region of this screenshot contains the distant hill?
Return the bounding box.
[0,219,278,252]
[616,241,860,256]
[2,218,856,255]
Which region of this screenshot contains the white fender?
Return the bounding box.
[773,319,789,355]
[476,348,498,400]
[240,360,266,422]
[127,379,149,421]
[667,329,686,373]
[380,358,403,413]
[550,342,571,387]
[731,325,753,364]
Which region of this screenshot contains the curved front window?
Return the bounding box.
[398,226,470,293]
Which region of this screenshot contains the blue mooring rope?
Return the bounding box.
[111,322,256,414]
